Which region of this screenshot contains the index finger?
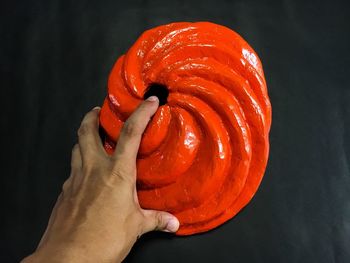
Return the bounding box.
[113,96,159,165]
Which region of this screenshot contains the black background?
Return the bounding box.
[1,0,350,262]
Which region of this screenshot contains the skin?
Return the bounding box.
[22,96,179,263]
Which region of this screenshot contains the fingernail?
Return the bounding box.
[165,217,180,233]
[145,96,158,102]
[92,106,101,111]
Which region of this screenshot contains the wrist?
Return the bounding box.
[22,243,88,263]
[22,241,127,263]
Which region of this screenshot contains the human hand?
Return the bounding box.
[22,96,179,263]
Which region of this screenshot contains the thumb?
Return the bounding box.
[142,210,180,234]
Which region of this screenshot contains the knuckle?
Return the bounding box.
[155,213,164,229]
[121,120,140,138]
[111,168,127,182]
[62,178,71,193]
[71,144,79,154]
[70,158,78,169]
[110,165,134,185]
[77,123,91,137]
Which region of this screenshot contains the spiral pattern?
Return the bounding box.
[100,22,271,235]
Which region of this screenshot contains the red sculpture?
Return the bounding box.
[99,22,271,235]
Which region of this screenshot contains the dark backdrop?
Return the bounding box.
[1,0,350,262]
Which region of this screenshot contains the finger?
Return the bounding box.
[71,143,82,171]
[77,107,105,157]
[113,96,159,163]
[69,143,85,193]
[141,209,180,234]
[63,144,82,196]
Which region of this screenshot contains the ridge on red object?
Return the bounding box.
[99,21,272,235]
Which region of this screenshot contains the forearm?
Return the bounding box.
[22,239,130,263]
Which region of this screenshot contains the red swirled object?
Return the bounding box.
[99,22,272,235]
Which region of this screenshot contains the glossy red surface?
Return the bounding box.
[100,22,271,235]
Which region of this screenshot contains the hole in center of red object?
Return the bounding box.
[143,83,169,106]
